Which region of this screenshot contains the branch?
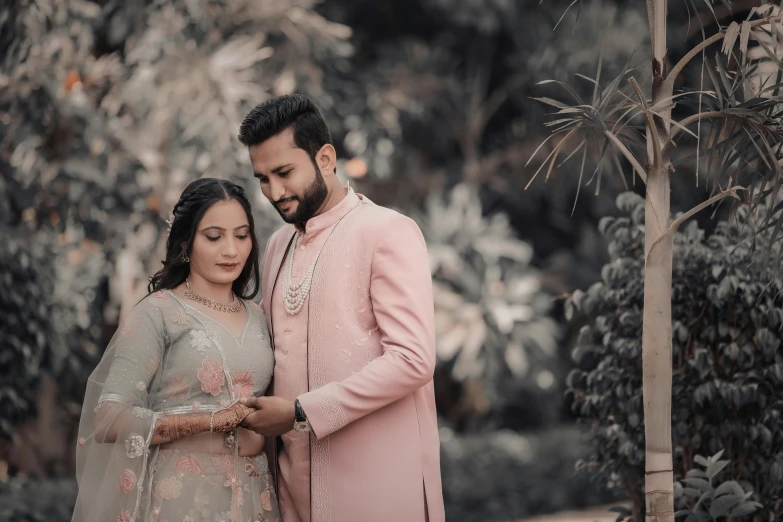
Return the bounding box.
[645,185,746,262]
[668,185,744,233]
[603,129,648,184]
[665,110,727,150]
[628,76,663,168]
[664,17,775,93]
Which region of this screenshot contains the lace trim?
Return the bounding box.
[313,383,349,434]
[157,404,221,414]
[129,412,160,522]
[131,406,153,419]
[95,393,130,411]
[308,203,366,522]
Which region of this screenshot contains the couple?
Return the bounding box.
[71,95,444,522]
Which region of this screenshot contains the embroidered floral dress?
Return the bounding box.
[72,290,280,522]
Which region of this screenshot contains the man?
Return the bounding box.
[236,94,444,522]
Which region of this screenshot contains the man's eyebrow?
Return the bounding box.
[254,164,293,178]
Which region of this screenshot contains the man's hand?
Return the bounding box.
[239,396,296,436]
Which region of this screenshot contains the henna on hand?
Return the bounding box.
[212,403,254,433]
[152,403,254,442]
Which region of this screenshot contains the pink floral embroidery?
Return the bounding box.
[170,309,189,325]
[77,437,86,446]
[260,489,273,511]
[244,459,260,477]
[152,506,161,516]
[135,381,147,392]
[230,370,254,398]
[197,360,225,396]
[225,472,240,492]
[119,469,137,493]
[156,476,182,500]
[164,376,190,399]
[220,399,231,408]
[117,509,131,522]
[174,454,204,475]
[151,291,168,301]
[191,401,201,410]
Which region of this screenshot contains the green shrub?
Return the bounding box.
[0,476,77,522]
[566,192,783,521]
[441,425,621,522]
[675,450,762,521]
[0,229,58,440]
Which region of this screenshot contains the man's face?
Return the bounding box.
[249,129,328,228]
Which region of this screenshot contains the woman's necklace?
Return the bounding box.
[282,233,321,315]
[184,279,242,313]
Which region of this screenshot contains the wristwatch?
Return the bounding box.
[293,399,312,433]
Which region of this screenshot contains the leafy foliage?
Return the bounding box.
[674,450,762,521]
[531,8,783,246]
[418,184,561,431]
[566,191,783,520]
[0,229,58,440]
[440,425,621,522]
[0,476,78,522]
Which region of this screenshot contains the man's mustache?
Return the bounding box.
[274,196,298,207]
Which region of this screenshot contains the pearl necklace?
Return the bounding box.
[184,279,243,313]
[282,233,320,315]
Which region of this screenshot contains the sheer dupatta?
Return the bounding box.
[73,298,165,522]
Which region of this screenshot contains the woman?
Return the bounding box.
[72,178,280,522]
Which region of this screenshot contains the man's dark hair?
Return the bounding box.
[238,94,333,164]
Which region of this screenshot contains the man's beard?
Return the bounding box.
[274,166,329,229]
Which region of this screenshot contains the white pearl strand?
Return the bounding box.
[282,233,320,315]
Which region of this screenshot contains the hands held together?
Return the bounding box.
[236,396,296,437]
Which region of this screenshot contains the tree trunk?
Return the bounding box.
[643,0,675,519]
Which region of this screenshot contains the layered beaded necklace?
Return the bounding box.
[282,233,320,315]
[184,279,243,313]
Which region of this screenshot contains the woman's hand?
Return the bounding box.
[212,402,255,433]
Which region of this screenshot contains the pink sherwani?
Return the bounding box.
[261,187,444,522]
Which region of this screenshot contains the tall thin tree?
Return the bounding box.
[530,4,783,521]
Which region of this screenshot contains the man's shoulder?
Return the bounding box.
[355,196,417,231]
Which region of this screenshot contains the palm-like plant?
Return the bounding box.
[530,4,783,521]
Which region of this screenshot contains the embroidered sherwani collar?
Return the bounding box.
[264,187,361,309]
[301,186,360,239]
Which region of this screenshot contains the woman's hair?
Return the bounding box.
[147,178,260,299]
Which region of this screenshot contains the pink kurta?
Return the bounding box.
[270,190,360,522]
[261,187,444,522]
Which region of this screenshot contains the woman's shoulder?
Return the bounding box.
[131,290,176,318]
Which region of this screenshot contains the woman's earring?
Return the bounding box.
[183,253,190,263]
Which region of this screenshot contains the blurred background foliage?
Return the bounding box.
[0,0,770,520]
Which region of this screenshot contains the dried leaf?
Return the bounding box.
[722,22,741,55]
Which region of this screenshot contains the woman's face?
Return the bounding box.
[188,199,253,286]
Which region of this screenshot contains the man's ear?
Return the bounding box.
[316,144,337,177]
